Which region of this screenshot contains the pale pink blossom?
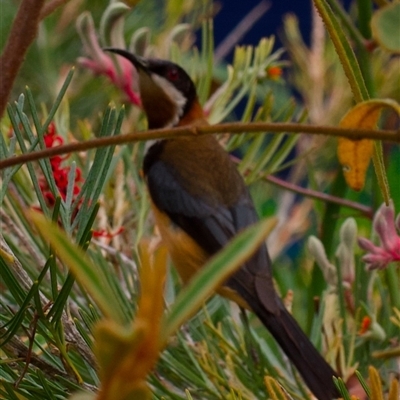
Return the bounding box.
[358,201,400,270]
[76,12,141,106]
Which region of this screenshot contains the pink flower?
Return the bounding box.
[76,12,141,106]
[358,201,400,270]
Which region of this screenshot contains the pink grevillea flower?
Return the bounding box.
[76,12,141,106]
[358,201,400,270]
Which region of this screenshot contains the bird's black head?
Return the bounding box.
[104,48,197,129]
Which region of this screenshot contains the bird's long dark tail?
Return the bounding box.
[249,297,340,400]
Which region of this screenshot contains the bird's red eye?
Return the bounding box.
[167,68,179,81]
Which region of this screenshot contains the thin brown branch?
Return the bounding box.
[214,1,271,63]
[1,327,68,380]
[0,327,97,391]
[0,235,96,367]
[0,0,47,119]
[264,175,373,218]
[230,154,373,218]
[0,121,398,171]
[14,313,39,388]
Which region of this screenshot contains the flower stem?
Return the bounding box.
[385,264,400,311]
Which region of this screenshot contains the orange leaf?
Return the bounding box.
[95,240,168,400]
[337,99,400,191]
[338,137,374,191]
[368,365,384,400]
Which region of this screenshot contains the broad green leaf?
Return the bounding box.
[312,0,369,103]
[371,3,400,54]
[162,217,277,341]
[313,0,395,202]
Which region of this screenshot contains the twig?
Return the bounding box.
[308,5,326,124]
[214,1,271,63]
[0,0,47,118]
[14,313,39,388]
[0,121,398,170]
[0,327,97,391]
[93,240,138,272]
[264,174,373,218]
[230,153,373,218]
[1,326,67,379]
[0,235,96,367]
[372,346,400,359]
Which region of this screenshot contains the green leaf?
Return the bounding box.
[29,212,126,325]
[371,3,400,54]
[0,253,26,306]
[312,0,369,103]
[313,0,393,203]
[264,376,288,400]
[73,107,123,240]
[100,2,130,47]
[355,370,371,397]
[68,392,96,400]
[129,27,151,56]
[334,376,352,400]
[197,19,214,105]
[162,217,276,341]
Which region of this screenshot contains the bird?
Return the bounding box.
[104,47,341,400]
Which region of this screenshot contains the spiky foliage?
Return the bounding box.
[0,1,399,400]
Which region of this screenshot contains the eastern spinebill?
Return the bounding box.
[104,47,340,400]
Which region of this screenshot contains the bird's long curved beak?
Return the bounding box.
[103,47,148,71]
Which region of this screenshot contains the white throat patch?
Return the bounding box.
[151,73,187,127]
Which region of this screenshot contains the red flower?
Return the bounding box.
[266,66,283,79]
[93,227,125,239]
[39,123,82,206]
[358,316,372,335]
[38,123,123,239]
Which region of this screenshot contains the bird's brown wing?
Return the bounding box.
[146,156,340,400]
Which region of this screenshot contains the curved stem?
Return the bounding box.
[264,174,373,218]
[1,121,398,170]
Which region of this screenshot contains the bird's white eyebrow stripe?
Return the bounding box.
[151,73,187,121]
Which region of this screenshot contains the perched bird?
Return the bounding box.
[105,48,340,400]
